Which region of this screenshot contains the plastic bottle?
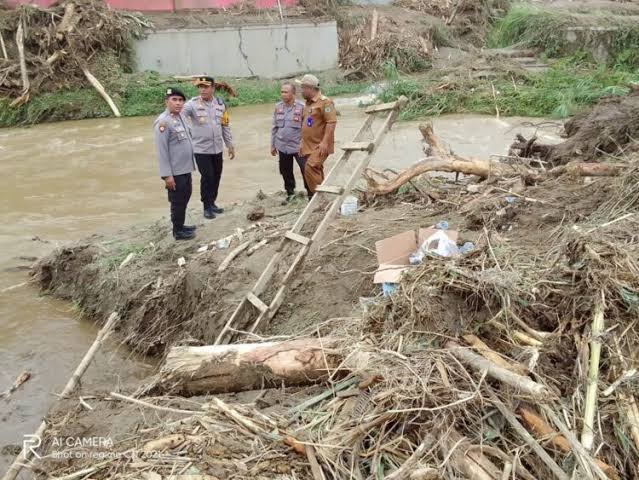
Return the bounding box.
[340,195,358,216]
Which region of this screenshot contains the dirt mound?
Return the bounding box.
[512,89,639,165]
[0,0,147,103]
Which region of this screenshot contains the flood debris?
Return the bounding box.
[26,91,639,479]
[0,370,31,398]
[510,88,639,166]
[0,0,147,104]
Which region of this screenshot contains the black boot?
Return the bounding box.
[173,228,195,241]
[203,207,216,219]
[211,204,224,214]
[183,225,197,232]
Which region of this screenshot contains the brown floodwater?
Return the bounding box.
[0,99,562,471]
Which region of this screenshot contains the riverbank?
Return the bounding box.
[3,57,639,128]
[21,96,639,477]
[3,1,639,128]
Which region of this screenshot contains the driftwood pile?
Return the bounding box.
[0,0,148,109]
[339,10,433,77]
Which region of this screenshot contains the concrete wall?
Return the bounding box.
[135,22,338,78]
[7,0,297,10]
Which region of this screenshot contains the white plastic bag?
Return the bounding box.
[422,230,459,257]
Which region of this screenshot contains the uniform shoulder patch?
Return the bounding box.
[216,96,225,105]
[320,95,328,100]
[159,121,166,133]
[324,106,332,113]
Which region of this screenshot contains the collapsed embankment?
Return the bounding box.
[28,90,639,479]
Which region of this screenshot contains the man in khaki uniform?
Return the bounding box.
[297,74,337,197]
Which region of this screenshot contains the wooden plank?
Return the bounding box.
[246,292,268,313]
[364,100,398,114]
[249,285,287,334]
[316,185,344,195]
[214,297,248,345]
[285,231,311,246]
[341,141,374,152]
[289,113,376,235]
[310,99,407,255]
[282,246,309,286]
[253,250,285,295]
[214,98,409,345]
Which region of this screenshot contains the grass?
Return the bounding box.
[378,59,639,120]
[488,5,639,66]
[0,72,367,128]
[101,243,149,271]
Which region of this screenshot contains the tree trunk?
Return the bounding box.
[364,122,623,195]
[156,338,348,395]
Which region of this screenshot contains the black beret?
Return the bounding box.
[165,87,186,100]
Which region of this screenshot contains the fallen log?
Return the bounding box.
[155,338,351,395]
[364,122,623,195]
[81,66,121,117]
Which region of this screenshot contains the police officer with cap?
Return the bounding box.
[154,87,197,241]
[183,75,235,220]
[271,81,309,203]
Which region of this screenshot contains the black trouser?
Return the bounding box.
[278,151,310,196]
[195,152,223,208]
[167,173,192,233]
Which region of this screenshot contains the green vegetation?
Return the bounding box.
[488,5,639,67]
[378,59,639,120]
[100,243,149,271]
[0,73,367,128]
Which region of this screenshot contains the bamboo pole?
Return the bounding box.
[81,66,121,117]
[370,9,379,40]
[2,312,121,480]
[581,295,605,452]
[0,29,8,61]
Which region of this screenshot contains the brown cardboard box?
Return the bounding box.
[373,227,459,284]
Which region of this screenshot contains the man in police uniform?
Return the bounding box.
[154,88,197,241]
[183,76,235,219]
[270,81,309,202]
[297,74,337,197]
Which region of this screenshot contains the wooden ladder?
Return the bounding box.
[215,96,408,345]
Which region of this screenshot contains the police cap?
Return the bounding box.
[193,76,215,87]
[165,87,186,100]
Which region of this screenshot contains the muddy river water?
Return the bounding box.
[0,99,562,470]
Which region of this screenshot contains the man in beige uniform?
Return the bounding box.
[297,74,337,197]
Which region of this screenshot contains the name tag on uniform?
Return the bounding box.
[306,117,313,127]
